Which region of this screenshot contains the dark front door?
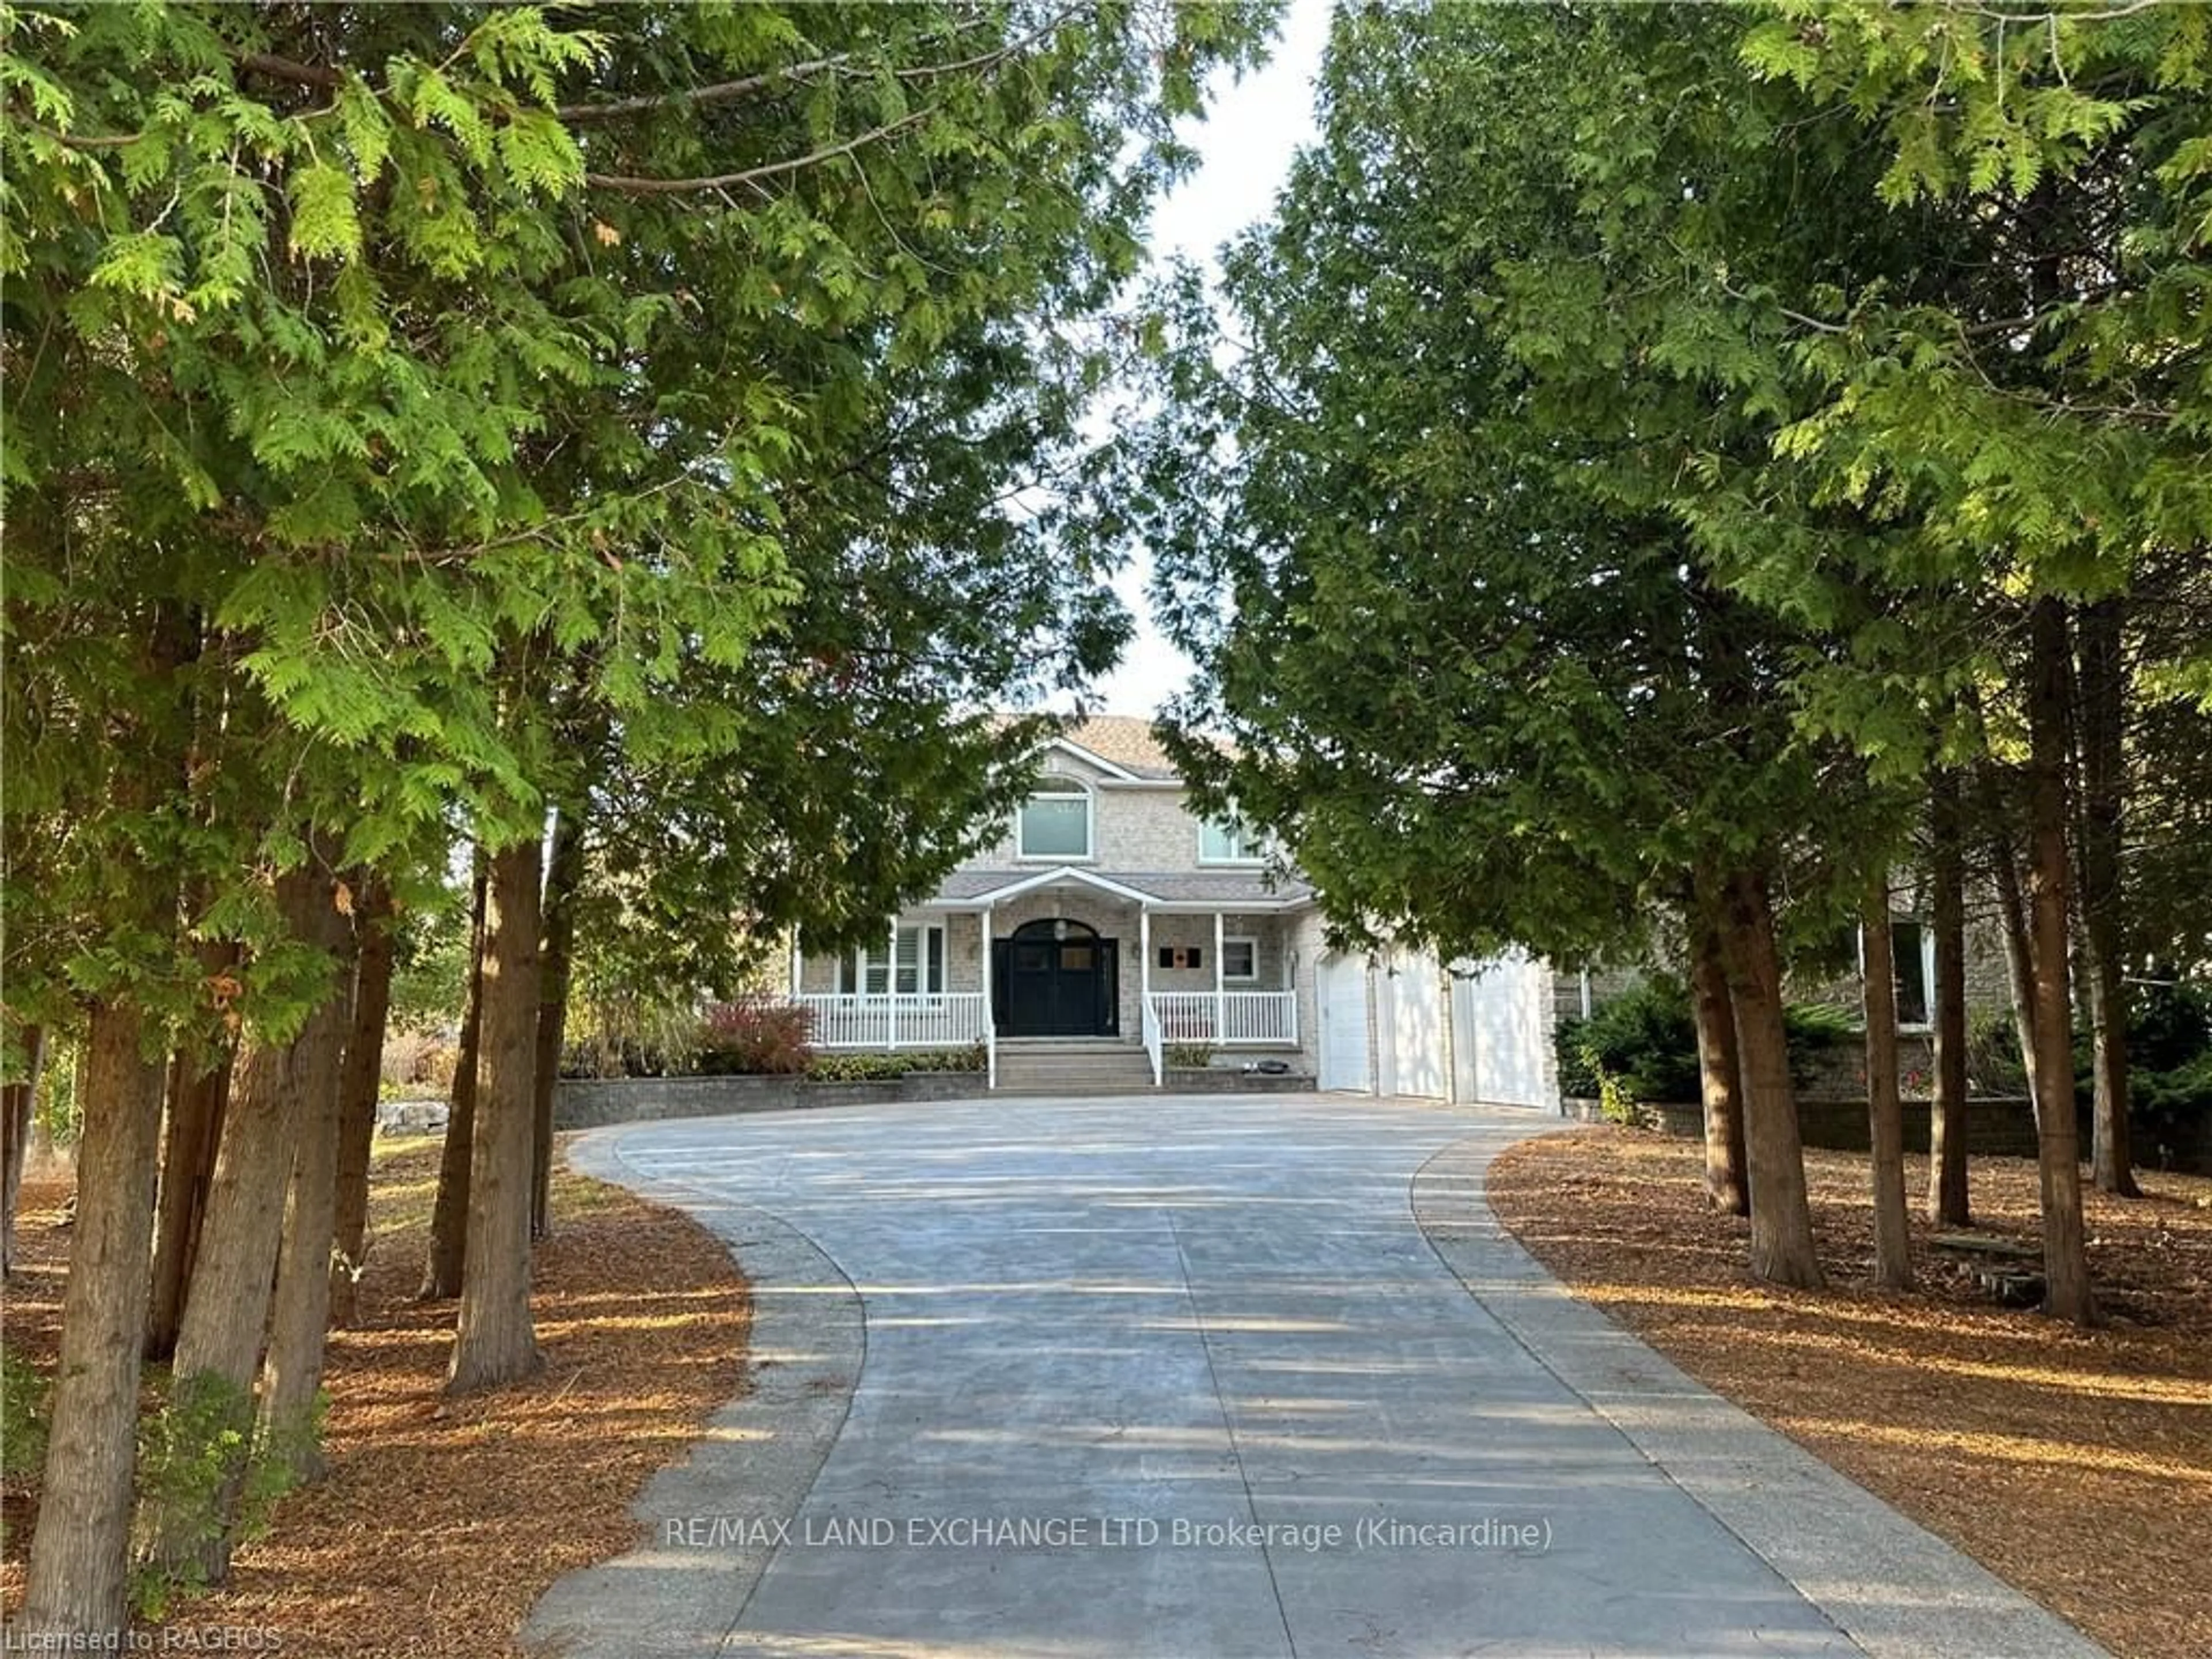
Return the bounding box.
[995,918,1118,1037]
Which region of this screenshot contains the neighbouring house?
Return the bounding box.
[785,717,1559,1104]
[1552,876,2023,1102]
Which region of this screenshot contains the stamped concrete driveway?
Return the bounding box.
[526,1095,2105,1659]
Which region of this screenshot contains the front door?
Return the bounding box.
[995,918,1118,1037]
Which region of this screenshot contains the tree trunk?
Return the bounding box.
[16,999,166,1641]
[2,1022,45,1278]
[331,875,396,1327]
[1987,810,2041,1121]
[1687,893,1749,1217]
[258,907,360,1484]
[148,862,351,1581]
[1859,885,1915,1290]
[1927,770,1972,1227]
[1715,866,1824,1289]
[532,810,584,1241]
[2073,596,2137,1196]
[448,834,548,1393]
[421,855,488,1301]
[2024,598,2096,1324]
[145,995,235,1362]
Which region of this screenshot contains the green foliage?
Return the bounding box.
[28,1037,78,1146]
[2072,980,2212,1163]
[804,1045,985,1082]
[386,894,472,1034]
[1551,1021,1603,1103]
[2129,979,2212,1074]
[1967,1009,2030,1096]
[3,0,1274,1060]
[130,1371,319,1619]
[2133,1055,2212,1168]
[1556,979,1858,1114]
[1164,1042,1215,1070]
[1557,981,1703,1115]
[1120,1,1887,978]
[0,1343,52,1512]
[1783,1002,1859,1079]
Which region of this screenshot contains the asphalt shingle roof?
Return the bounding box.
[1055,715,1181,778]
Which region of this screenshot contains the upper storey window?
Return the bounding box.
[1018,777,1092,859]
[1198,814,1264,865]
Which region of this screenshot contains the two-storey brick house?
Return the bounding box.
[787,718,1560,1104]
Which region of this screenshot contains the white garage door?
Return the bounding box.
[1377,951,1446,1100]
[1450,953,1554,1109]
[1317,953,1371,1093]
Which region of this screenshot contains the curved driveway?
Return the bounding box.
[527,1094,2106,1659]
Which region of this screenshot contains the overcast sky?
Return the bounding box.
[1078,0,1331,718]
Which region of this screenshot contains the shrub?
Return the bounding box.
[1967,1009,2028,1094]
[1556,978,1865,1116]
[805,1044,987,1082]
[1164,1042,1214,1070]
[130,1370,320,1619]
[1551,1016,1601,1099]
[379,1028,459,1093]
[2130,978,2212,1073]
[2134,1052,2212,1164]
[1,1343,51,1506]
[1569,978,1702,1112]
[1783,1001,1857,1066]
[805,1052,912,1082]
[562,993,706,1079]
[695,995,815,1076]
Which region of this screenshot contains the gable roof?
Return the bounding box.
[1053,715,1180,781]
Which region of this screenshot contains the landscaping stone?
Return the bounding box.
[375,1096,450,1137]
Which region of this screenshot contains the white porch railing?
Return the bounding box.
[794,994,988,1049]
[1149,991,1297,1046]
[1140,992,1164,1086]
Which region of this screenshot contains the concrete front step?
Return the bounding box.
[993,1037,1157,1096]
[993,1084,1161,1097]
[994,1040,1139,1054]
[995,1064,1156,1082]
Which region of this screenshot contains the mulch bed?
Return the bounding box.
[2,1137,749,1656]
[1486,1126,2212,1659]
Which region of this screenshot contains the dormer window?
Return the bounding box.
[1018,776,1093,859]
[1199,813,1264,865]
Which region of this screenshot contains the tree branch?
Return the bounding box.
[232,51,343,91]
[584,109,932,196]
[558,8,1078,124]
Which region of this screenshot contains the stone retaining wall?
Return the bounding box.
[1164,1069,1316,1094]
[1633,1095,2039,1158]
[554,1070,981,1131]
[1578,1092,2211,1174]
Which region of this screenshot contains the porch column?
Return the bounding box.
[980,905,995,1041]
[1139,908,1152,1028]
[1214,911,1226,1043]
[789,934,801,999]
[887,918,900,1049]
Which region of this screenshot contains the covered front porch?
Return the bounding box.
[787,867,1305,1088]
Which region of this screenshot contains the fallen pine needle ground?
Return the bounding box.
[2,1135,749,1657]
[1486,1127,2212,1659]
